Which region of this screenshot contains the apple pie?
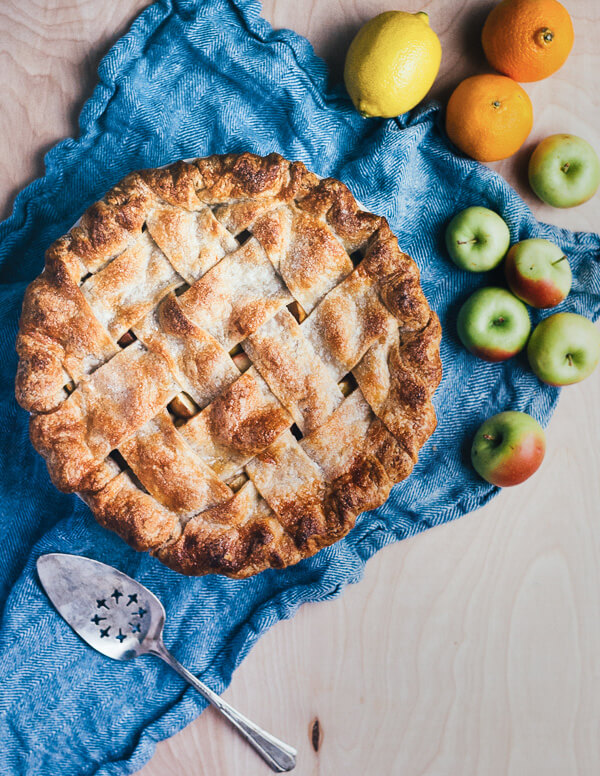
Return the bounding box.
[16,152,442,577]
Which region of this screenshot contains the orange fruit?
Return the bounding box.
[445,74,533,162]
[482,0,574,82]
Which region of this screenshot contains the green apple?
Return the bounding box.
[527,312,600,385]
[505,238,572,309]
[529,134,600,208]
[457,287,531,361]
[445,206,510,272]
[471,411,546,487]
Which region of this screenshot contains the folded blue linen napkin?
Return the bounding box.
[0,0,599,773]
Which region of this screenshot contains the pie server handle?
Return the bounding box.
[150,640,297,772]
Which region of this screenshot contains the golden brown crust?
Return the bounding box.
[70,174,152,272]
[155,481,301,577]
[16,152,442,577]
[16,271,119,413]
[251,206,353,313]
[134,293,240,409]
[354,313,442,461]
[82,471,181,552]
[296,177,383,253]
[29,344,178,491]
[119,410,232,516]
[184,368,293,460]
[243,308,344,434]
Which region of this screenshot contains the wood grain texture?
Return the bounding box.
[1,1,598,775]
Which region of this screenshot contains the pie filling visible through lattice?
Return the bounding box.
[15,152,442,578]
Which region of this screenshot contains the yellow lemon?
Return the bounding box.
[344,11,442,118]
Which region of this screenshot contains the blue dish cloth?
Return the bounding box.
[0,0,599,773]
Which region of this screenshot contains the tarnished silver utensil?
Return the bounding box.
[36,553,296,772]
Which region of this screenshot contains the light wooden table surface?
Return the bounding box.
[2,1,599,775]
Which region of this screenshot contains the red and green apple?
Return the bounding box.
[505,238,572,309]
[471,411,546,487]
[457,287,531,361]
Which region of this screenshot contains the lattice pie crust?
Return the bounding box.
[16,153,442,577]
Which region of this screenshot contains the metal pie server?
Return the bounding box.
[36,553,296,772]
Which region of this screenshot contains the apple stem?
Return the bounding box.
[483,434,496,441]
[561,162,570,174]
[566,353,574,367]
[493,316,505,326]
[457,238,478,245]
[552,256,568,265]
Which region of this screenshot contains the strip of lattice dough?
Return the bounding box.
[243,307,344,435]
[179,367,292,480]
[134,293,240,409]
[251,204,353,313]
[298,389,415,487]
[177,237,292,350]
[81,230,182,340]
[301,264,399,381]
[245,430,329,548]
[145,204,239,284]
[29,342,178,491]
[299,389,373,479]
[119,410,232,518]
